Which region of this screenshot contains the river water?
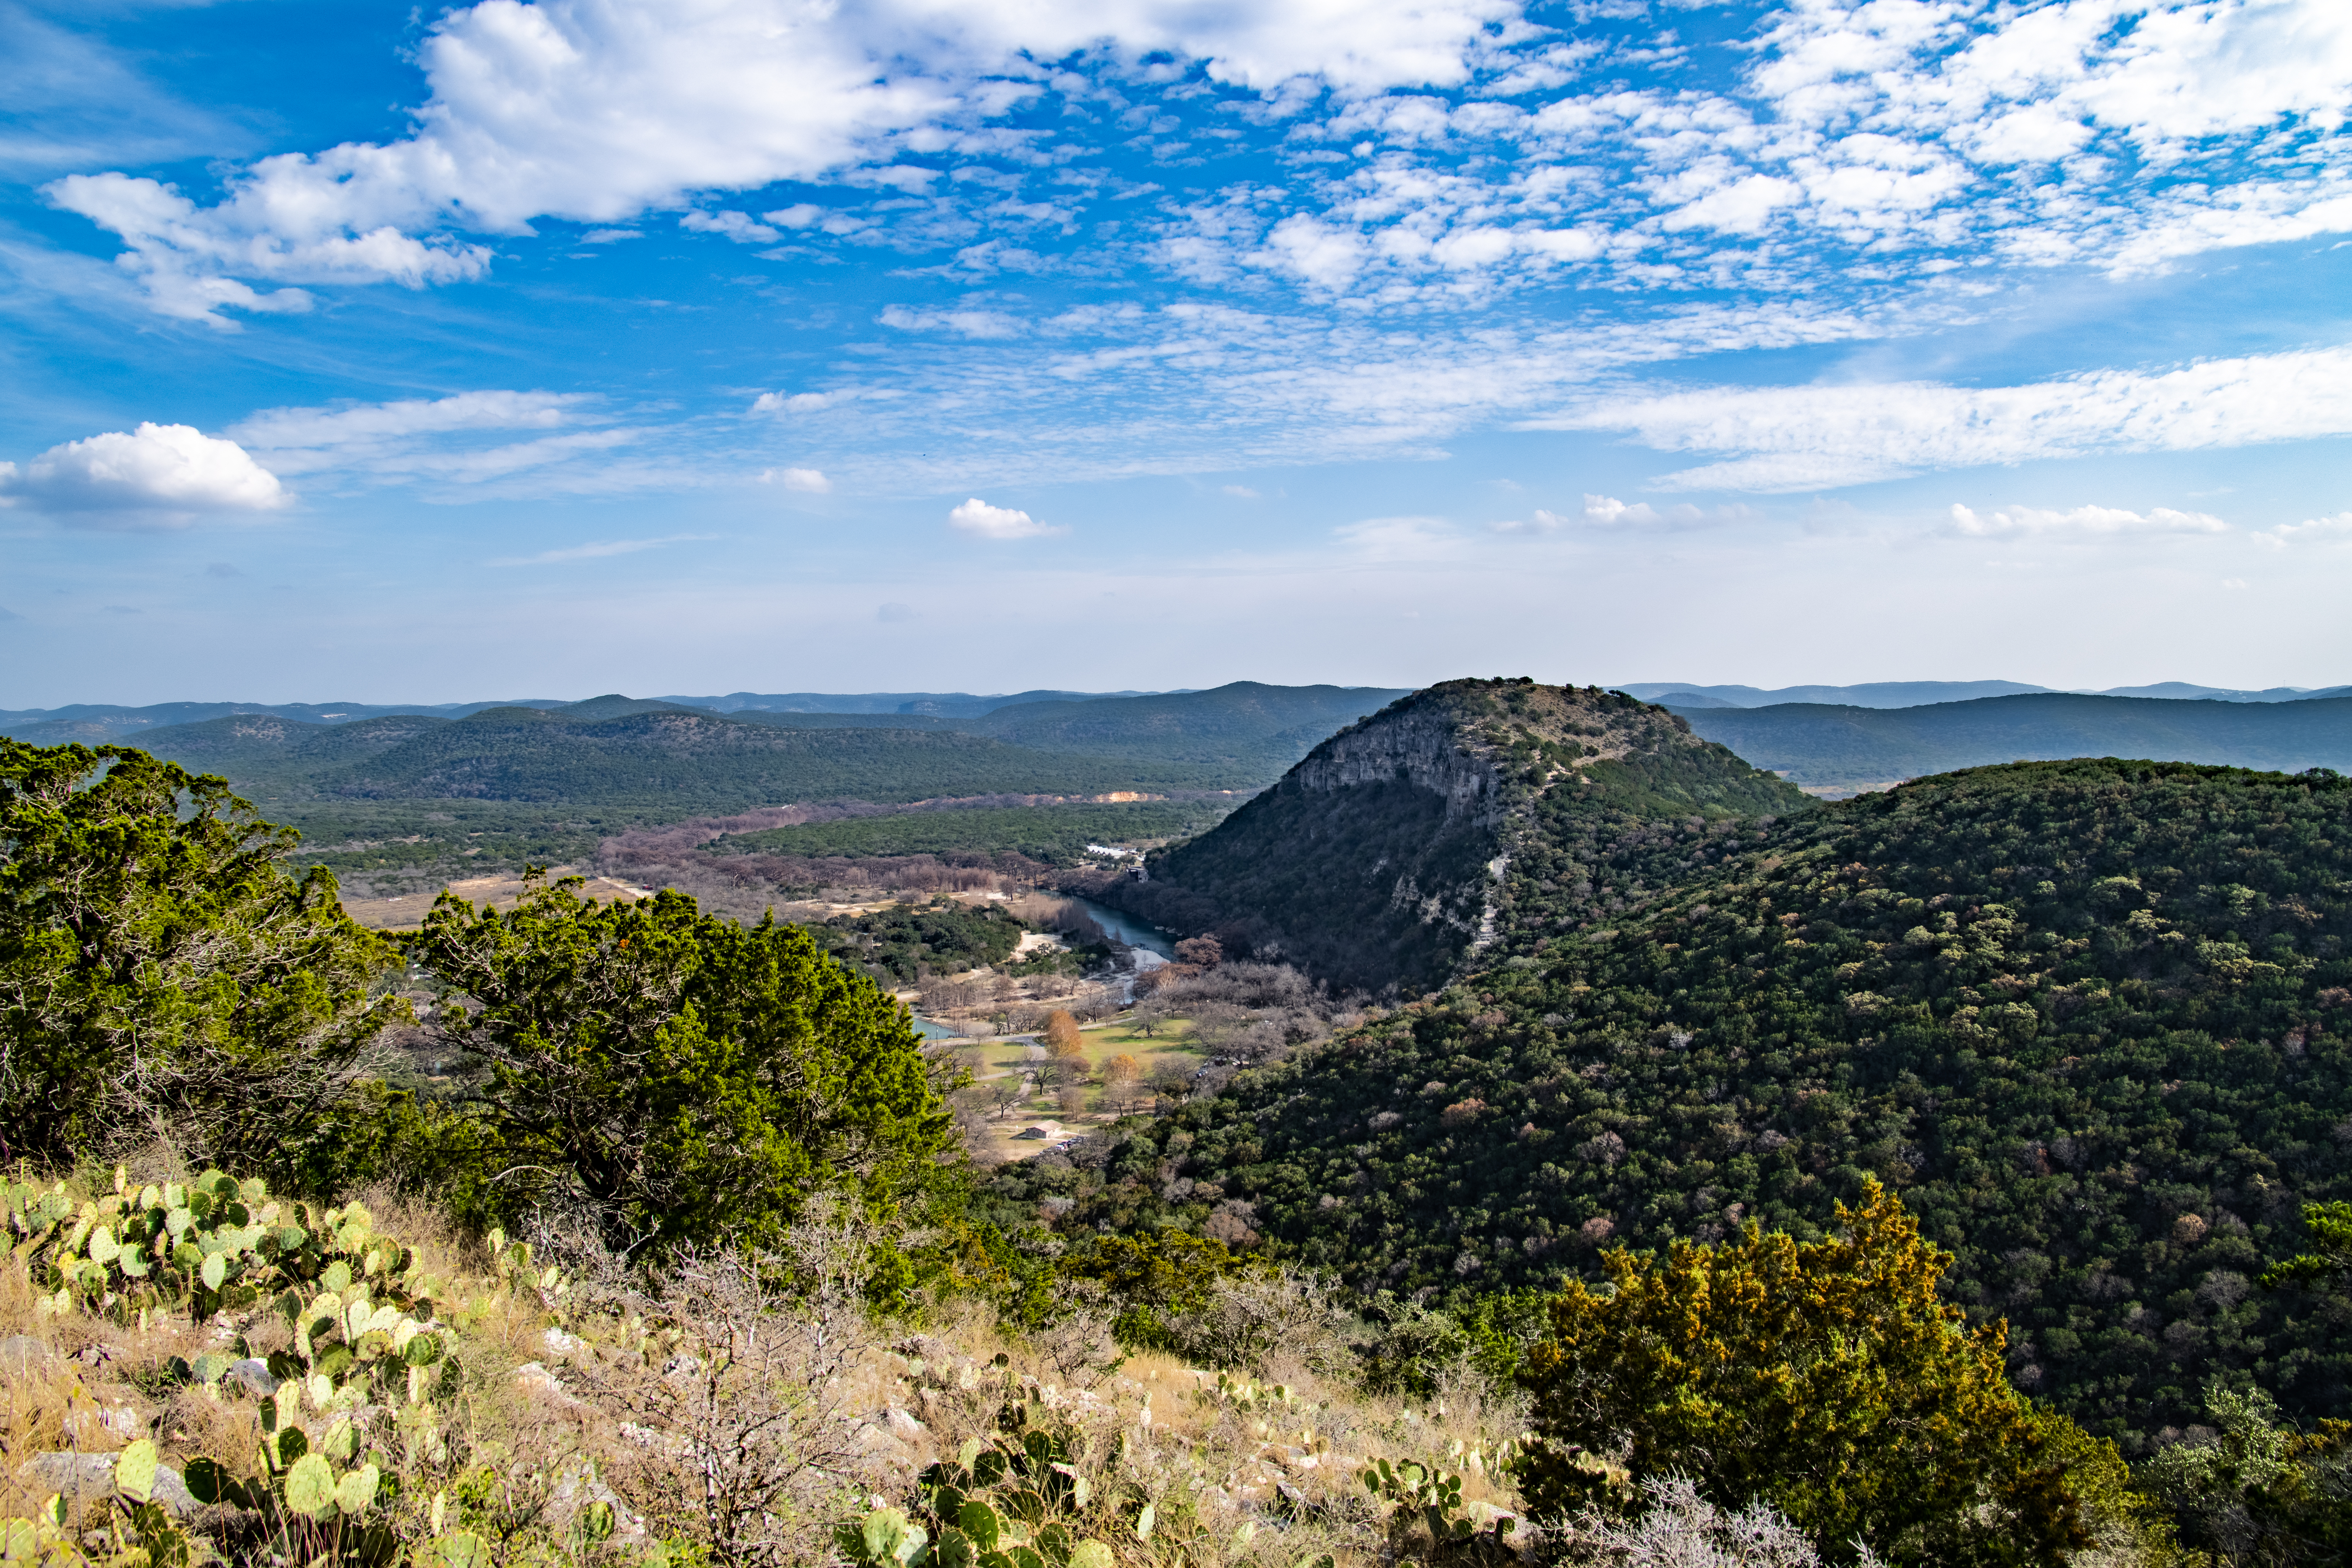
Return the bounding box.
[911,893,1175,1036]
[1064,894,1176,960]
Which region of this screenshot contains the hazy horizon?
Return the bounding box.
[4,675,2345,715]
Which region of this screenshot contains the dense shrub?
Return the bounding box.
[0,741,403,1174]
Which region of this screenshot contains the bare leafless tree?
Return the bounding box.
[604,1199,886,1568]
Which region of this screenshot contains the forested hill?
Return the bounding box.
[1042,758,2352,1452]
[1676,690,2352,790]
[1091,679,1809,994]
[110,706,1237,810]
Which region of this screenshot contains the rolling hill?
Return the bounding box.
[108,705,1238,808]
[1673,692,2352,790]
[1088,680,1809,993]
[1033,752,2352,1453]
[963,681,1409,771]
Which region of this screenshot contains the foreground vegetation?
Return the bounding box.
[11,733,2352,1566]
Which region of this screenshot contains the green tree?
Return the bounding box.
[403,873,958,1254]
[1517,1181,2089,1565]
[2261,1201,2352,1293]
[0,741,402,1171]
[2138,1385,2352,1566]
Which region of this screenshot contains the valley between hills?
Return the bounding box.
[10,674,2352,1563]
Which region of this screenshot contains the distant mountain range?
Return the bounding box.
[1666,691,2352,790]
[0,684,1409,880]
[7,680,2342,739]
[1619,680,2350,708]
[0,687,1174,740]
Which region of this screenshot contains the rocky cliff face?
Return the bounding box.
[1289,700,1502,821]
[1091,679,1810,995]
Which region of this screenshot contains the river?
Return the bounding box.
[1064,893,1176,960]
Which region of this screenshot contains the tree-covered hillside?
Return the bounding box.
[719,799,1232,862]
[1039,759,2352,1452]
[966,681,1408,777]
[1678,692,2352,789]
[1096,680,1809,994]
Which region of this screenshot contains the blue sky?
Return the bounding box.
[3,0,2350,705]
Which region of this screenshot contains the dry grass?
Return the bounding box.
[3,1165,1546,1568]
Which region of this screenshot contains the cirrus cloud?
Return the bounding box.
[0,422,286,525]
[1540,343,2352,492]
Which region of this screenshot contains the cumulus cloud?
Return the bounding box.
[948,496,1059,538]
[0,423,286,524]
[1544,344,2352,492]
[489,533,717,566]
[760,466,832,492]
[2252,511,2352,548]
[1949,503,2229,538]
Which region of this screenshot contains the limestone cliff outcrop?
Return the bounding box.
[1091,679,1810,995]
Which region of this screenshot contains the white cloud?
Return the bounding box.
[489,533,717,566]
[0,423,286,524]
[1223,484,1261,498]
[880,304,1024,338]
[579,228,641,242]
[761,466,832,492]
[948,496,1060,538]
[46,0,1521,319]
[2252,510,2352,548]
[217,390,645,495]
[1949,503,2229,537]
[751,388,862,414]
[1579,493,1661,526]
[1492,493,1749,531]
[1545,344,2352,492]
[1333,515,1459,560]
[681,209,779,243]
[230,390,584,457]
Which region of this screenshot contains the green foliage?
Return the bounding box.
[963,683,1407,777]
[3,1165,459,1327]
[2137,1385,2352,1565]
[1098,680,1807,994]
[0,741,404,1170]
[1359,1457,1516,1562]
[1069,759,2352,1451]
[1679,692,2352,791]
[1519,1181,2086,1564]
[718,802,1230,865]
[1056,1230,1261,1350]
[837,1413,1146,1568]
[813,900,1032,983]
[2260,1199,2352,1292]
[2,1440,203,1568]
[123,707,1242,813]
[3,1167,545,1568]
[399,872,958,1254]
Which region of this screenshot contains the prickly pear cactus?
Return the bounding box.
[8,1166,452,1325]
[0,1439,198,1568]
[1,1166,564,1568]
